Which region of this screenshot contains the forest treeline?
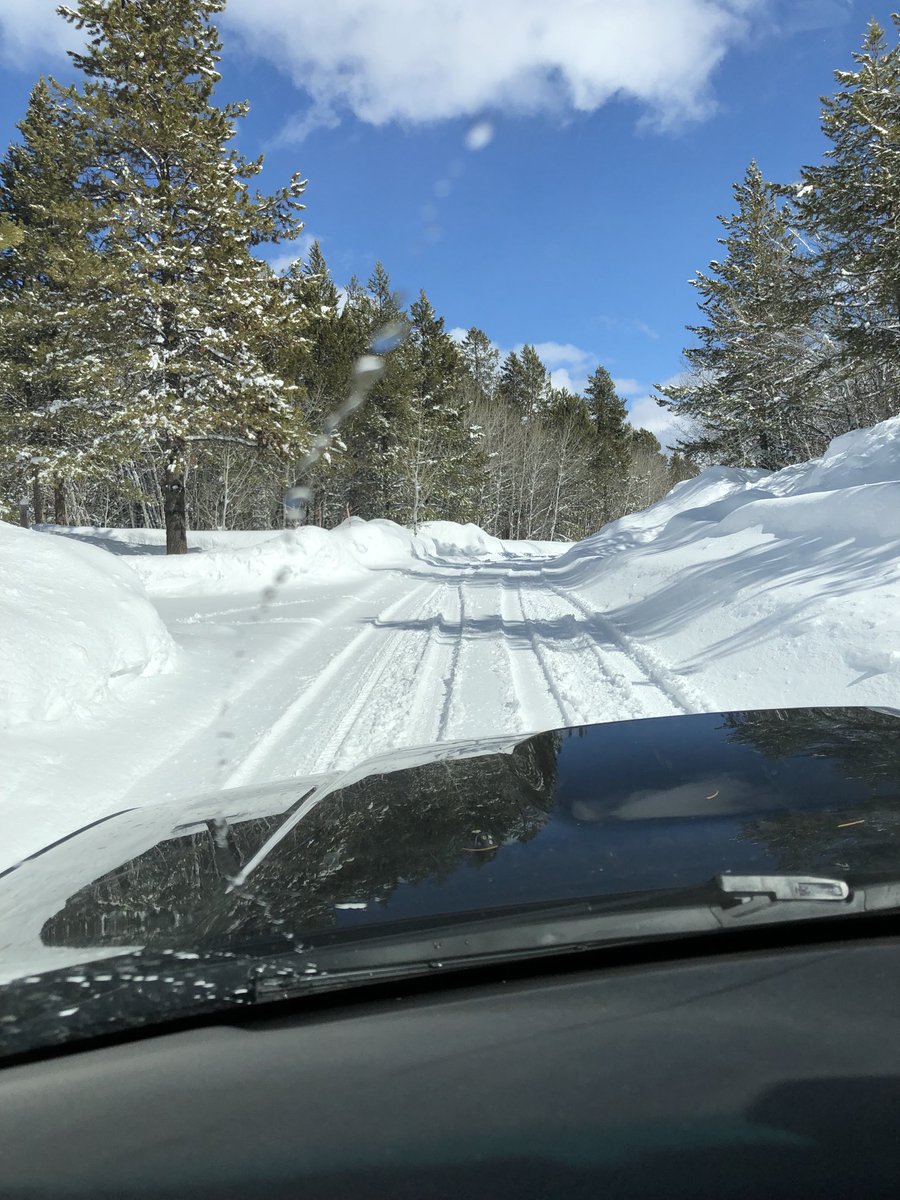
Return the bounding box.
[0,0,684,552]
[1,2,898,552]
[658,17,900,470]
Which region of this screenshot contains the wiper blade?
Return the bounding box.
[716,873,850,903]
[5,874,900,1062]
[247,873,900,1002]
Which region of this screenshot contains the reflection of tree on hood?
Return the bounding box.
[44,734,561,951]
[728,709,900,875]
[723,708,900,790]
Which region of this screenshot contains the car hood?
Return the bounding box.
[2,706,899,986]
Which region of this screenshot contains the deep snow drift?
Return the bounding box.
[3,416,899,880]
[546,416,900,708]
[0,522,175,730]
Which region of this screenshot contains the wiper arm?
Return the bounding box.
[5,874,900,1062]
[249,873,900,1002]
[716,873,850,904]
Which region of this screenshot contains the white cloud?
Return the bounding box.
[612,377,644,398]
[265,232,317,274]
[530,341,595,370]
[626,375,689,452]
[464,120,494,150]
[223,0,762,140]
[635,321,661,341]
[549,368,579,393]
[517,341,597,394]
[0,0,76,68]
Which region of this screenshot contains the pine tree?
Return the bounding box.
[584,365,630,523]
[341,263,417,520]
[278,242,363,524]
[458,327,499,406]
[48,0,309,552]
[657,162,822,470]
[495,347,551,536]
[291,241,354,420]
[404,291,473,527]
[667,451,697,489]
[457,328,500,527]
[500,345,551,414]
[796,17,900,371]
[623,427,669,514]
[0,78,99,523]
[0,215,22,251]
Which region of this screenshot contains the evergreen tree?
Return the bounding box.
[796,18,900,370]
[500,345,551,414]
[0,78,99,524]
[585,365,628,445]
[268,241,359,524]
[0,215,22,251]
[404,291,474,526]
[494,347,550,536]
[657,162,822,469]
[585,365,630,522]
[667,451,697,488]
[623,427,669,514]
[341,263,417,519]
[458,327,499,406]
[48,0,309,552]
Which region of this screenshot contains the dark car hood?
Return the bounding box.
[3,706,899,981]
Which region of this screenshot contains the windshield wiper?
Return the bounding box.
[717,874,850,902]
[4,874,900,1062]
[247,872,900,1001]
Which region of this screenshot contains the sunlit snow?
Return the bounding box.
[2,416,899,888]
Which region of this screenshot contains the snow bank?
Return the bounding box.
[0,522,176,730]
[36,525,282,556]
[121,519,412,597]
[415,521,564,561]
[121,517,565,597]
[549,415,900,712]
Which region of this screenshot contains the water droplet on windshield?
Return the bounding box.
[465,120,493,150]
[370,320,407,354]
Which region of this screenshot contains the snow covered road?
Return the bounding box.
[153,555,704,797]
[4,415,900,870]
[2,539,717,870]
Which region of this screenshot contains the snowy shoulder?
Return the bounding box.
[0,522,176,730]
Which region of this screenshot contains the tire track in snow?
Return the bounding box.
[227,579,446,785]
[312,581,462,772]
[499,578,573,728]
[515,579,657,722]
[441,574,521,739]
[118,572,400,807]
[436,581,466,740]
[544,581,710,716]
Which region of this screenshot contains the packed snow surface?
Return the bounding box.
[3,416,899,881]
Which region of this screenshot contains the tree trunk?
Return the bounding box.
[31,475,44,525]
[53,480,68,526]
[163,447,188,554]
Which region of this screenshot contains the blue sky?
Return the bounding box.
[0,0,888,444]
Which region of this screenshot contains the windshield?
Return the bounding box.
[1,1,899,1053]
